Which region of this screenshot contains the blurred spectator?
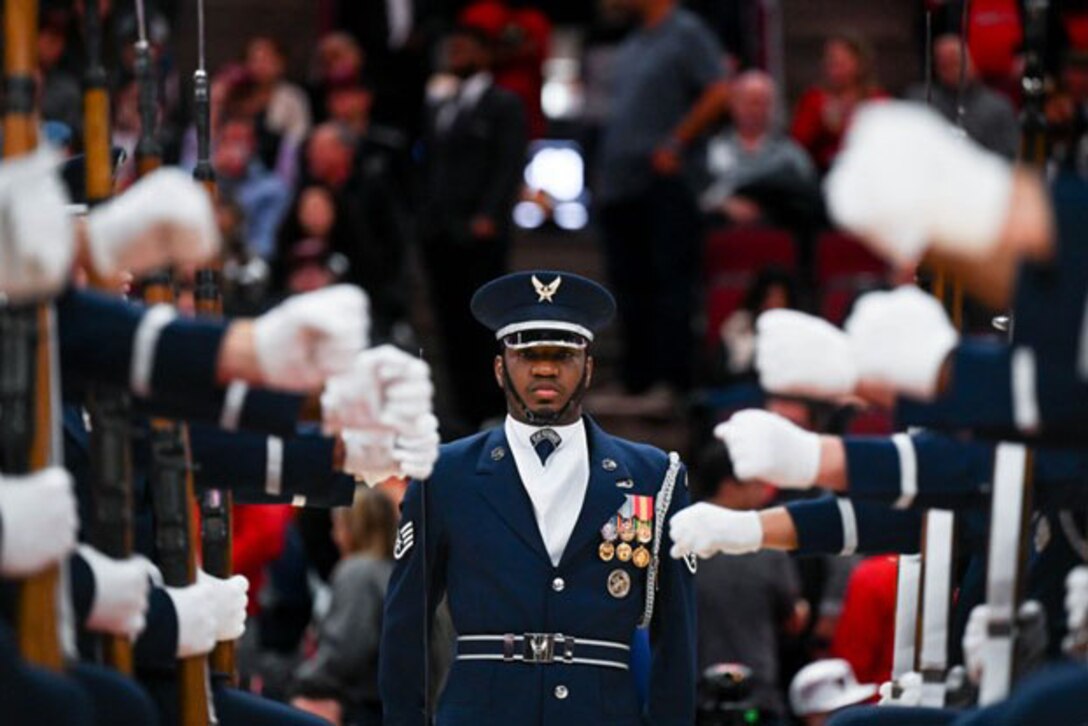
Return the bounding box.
[579,0,636,167]
[245,35,312,186]
[691,444,808,723]
[830,554,898,685]
[290,488,398,726]
[277,122,407,338]
[718,267,800,382]
[790,34,887,174]
[214,113,291,260]
[274,185,347,295]
[788,659,876,726]
[39,19,81,134]
[111,81,141,191]
[326,82,374,137]
[419,26,527,427]
[460,0,551,138]
[702,70,820,227]
[335,0,430,138]
[308,32,366,125]
[233,504,296,617]
[1048,50,1088,173]
[216,197,271,315]
[598,0,729,395]
[905,34,1018,159]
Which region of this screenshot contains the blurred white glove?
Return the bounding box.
[0,467,78,576]
[716,409,820,488]
[878,671,923,706]
[198,571,249,642]
[393,413,441,481]
[826,101,1012,266]
[341,429,399,485]
[84,167,220,277]
[254,285,370,392]
[668,503,763,559]
[1065,566,1088,634]
[321,345,433,434]
[164,580,218,657]
[0,147,75,302]
[756,310,858,399]
[963,604,989,685]
[845,287,959,400]
[78,545,159,640]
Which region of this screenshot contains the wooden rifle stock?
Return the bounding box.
[143,274,212,726]
[1,0,64,672]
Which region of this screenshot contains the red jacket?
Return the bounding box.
[830,554,898,685]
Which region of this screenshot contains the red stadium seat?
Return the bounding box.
[704,225,797,284]
[703,283,746,350]
[820,286,858,326]
[816,230,887,285]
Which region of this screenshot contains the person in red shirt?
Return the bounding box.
[829,553,898,685]
[790,35,887,174]
[232,504,296,616]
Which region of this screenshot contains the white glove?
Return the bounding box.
[84,167,221,277]
[254,285,370,392]
[392,413,441,481]
[716,409,820,488]
[78,545,159,640]
[826,101,1013,266]
[164,579,218,657]
[1065,566,1088,634]
[962,604,989,685]
[341,429,399,485]
[878,671,923,706]
[0,467,79,576]
[668,502,763,559]
[0,147,75,302]
[321,345,434,435]
[845,286,959,400]
[756,309,858,399]
[198,571,249,642]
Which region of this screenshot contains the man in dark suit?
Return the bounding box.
[420,25,527,428]
[380,271,697,726]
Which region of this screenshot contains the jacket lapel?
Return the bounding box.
[474,427,552,565]
[560,417,629,568]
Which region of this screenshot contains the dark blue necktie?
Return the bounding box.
[530,428,561,466]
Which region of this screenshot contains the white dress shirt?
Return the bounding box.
[505,415,590,567]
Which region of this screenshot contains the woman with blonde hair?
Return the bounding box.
[290,487,399,726]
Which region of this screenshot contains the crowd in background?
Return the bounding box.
[30,0,1088,723]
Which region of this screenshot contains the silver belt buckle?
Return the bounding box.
[524,633,555,664]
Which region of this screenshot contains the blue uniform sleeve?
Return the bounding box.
[845,433,994,510]
[785,496,922,555]
[134,586,179,669]
[131,387,305,438]
[187,426,354,507]
[58,288,224,400]
[68,551,95,625]
[380,480,448,726]
[647,465,697,726]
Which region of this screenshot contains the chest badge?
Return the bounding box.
[490,446,506,461]
[607,569,631,599]
[602,458,618,472]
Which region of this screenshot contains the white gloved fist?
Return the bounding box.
[255,285,370,392]
[878,671,923,706]
[1065,566,1088,634]
[321,345,433,434]
[668,502,763,559]
[78,545,159,640]
[0,146,75,302]
[826,101,1013,266]
[165,580,218,657]
[85,167,220,277]
[393,413,441,481]
[756,309,858,399]
[845,286,959,400]
[0,467,79,576]
[962,604,989,685]
[341,429,399,485]
[198,571,249,642]
[716,409,820,488]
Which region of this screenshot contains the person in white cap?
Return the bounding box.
[789,659,877,726]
